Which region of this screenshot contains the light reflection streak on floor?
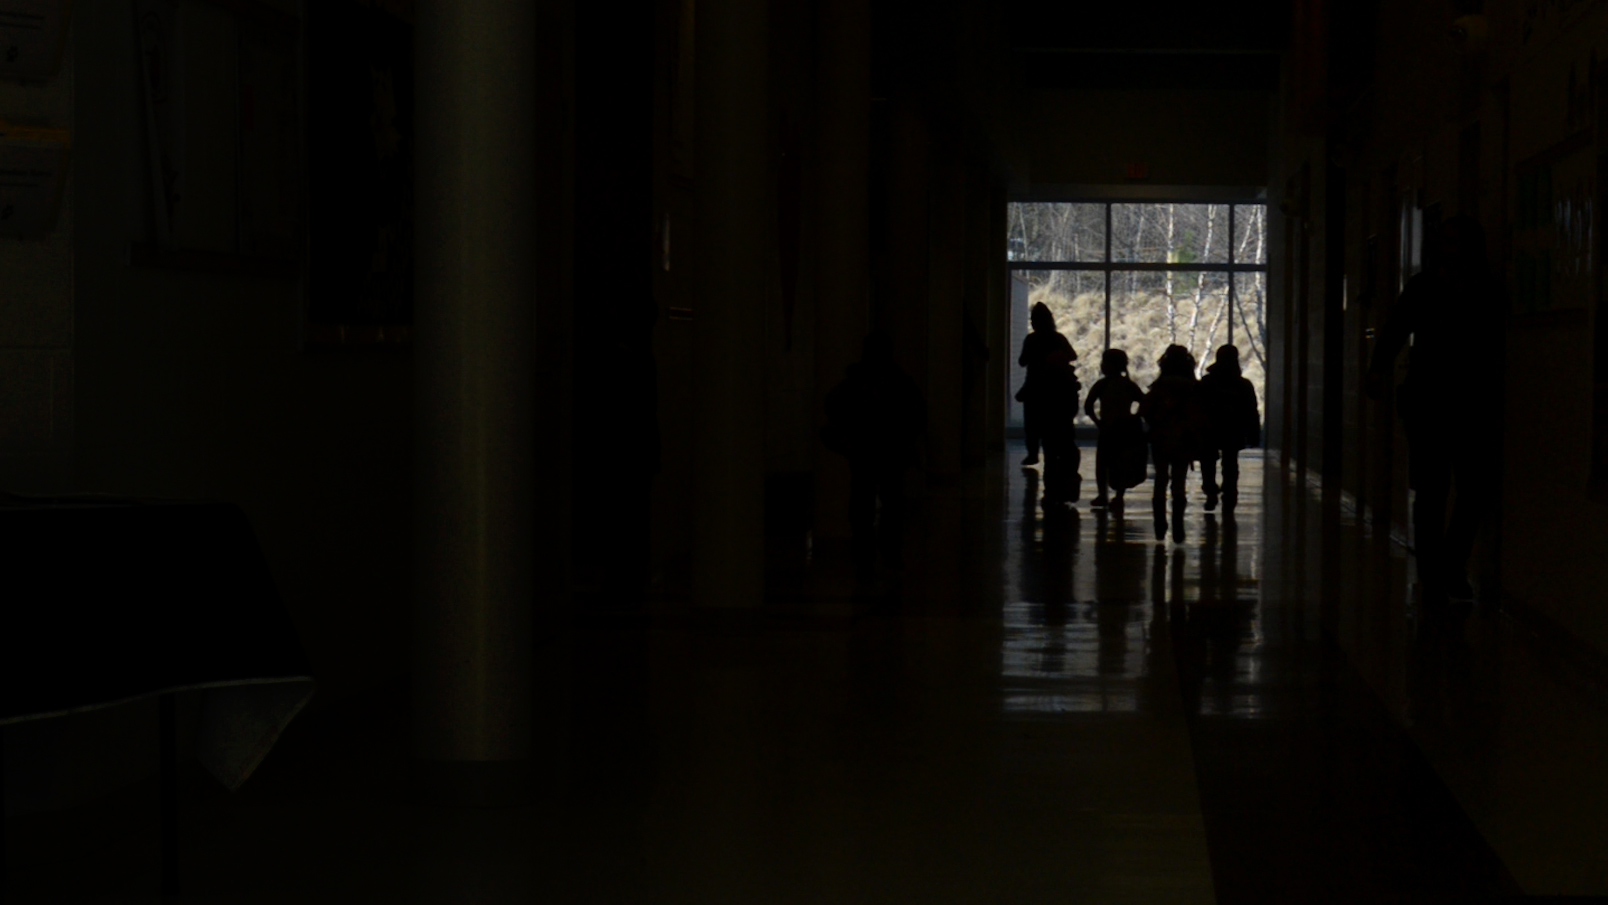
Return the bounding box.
[1002,448,1268,720]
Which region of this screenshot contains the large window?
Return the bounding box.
[1007,201,1268,426]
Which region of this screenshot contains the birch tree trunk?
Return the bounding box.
[1128,205,1145,308]
[1244,207,1267,365]
[1203,279,1228,370]
[1186,205,1218,361]
[1164,203,1177,343]
[1245,280,1268,365]
[1236,204,1258,264]
[1247,207,1260,360]
[1051,204,1068,296]
[1070,204,1081,264]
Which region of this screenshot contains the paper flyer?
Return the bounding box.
[0,120,69,238]
[0,1,71,80]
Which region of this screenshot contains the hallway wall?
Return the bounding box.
[1277,1,1608,656]
[1488,6,1608,655]
[6,0,416,816]
[73,0,413,710]
[0,20,75,494]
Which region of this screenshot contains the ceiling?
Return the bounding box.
[1003,0,1290,53]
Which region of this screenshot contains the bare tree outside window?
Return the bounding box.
[1008,202,1104,264]
[1112,203,1229,263]
[1233,271,1268,393]
[1006,200,1269,432]
[1011,269,1104,424]
[1234,204,1268,264]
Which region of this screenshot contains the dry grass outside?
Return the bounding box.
[1028,285,1268,427]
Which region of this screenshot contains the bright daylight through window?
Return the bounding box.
[1007,201,1268,427]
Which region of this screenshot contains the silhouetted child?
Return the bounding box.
[823,331,928,582]
[1016,302,1076,467]
[1198,345,1260,514]
[1083,349,1147,509]
[1141,345,1207,543]
[1037,343,1082,510]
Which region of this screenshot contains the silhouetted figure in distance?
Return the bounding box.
[1084,348,1147,509]
[1017,302,1076,467]
[1366,215,1503,603]
[823,331,927,582]
[1198,344,1260,515]
[1142,344,1207,543]
[1036,342,1083,510]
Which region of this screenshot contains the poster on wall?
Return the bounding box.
[1521,0,1603,58]
[1513,133,1594,315]
[0,121,69,238]
[304,0,413,345]
[0,1,71,80]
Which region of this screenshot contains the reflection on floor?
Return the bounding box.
[5,444,1608,902]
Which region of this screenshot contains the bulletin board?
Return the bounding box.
[1513,131,1595,316]
[0,120,69,238]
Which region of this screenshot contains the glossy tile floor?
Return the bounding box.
[6,444,1608,902]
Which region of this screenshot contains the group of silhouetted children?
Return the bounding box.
[1018,302,1260,543]
[819,307,1261,583]
[822,217,1493,601]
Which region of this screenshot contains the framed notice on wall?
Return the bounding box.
[304,0,414,345]
[125,0,302,276]
[1513,132,1595,316]
[0,1,71,80]
[0,121,69,238]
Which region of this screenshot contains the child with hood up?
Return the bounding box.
[1140,344,1208,542]
[1198,345,1260,514]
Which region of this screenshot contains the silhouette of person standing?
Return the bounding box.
[1037,343,1083,510]
[1198,345,1260,514]
[1084,348,1146,509]
[823,331,928,581]
[1017,302,1076,467]
[1142,345,1207,543]
[1366,215,1503,602]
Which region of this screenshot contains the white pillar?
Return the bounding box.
[413,0,536,765]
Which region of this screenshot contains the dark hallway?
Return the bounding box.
[6,0,1608,901]
[8,445,1607,901]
